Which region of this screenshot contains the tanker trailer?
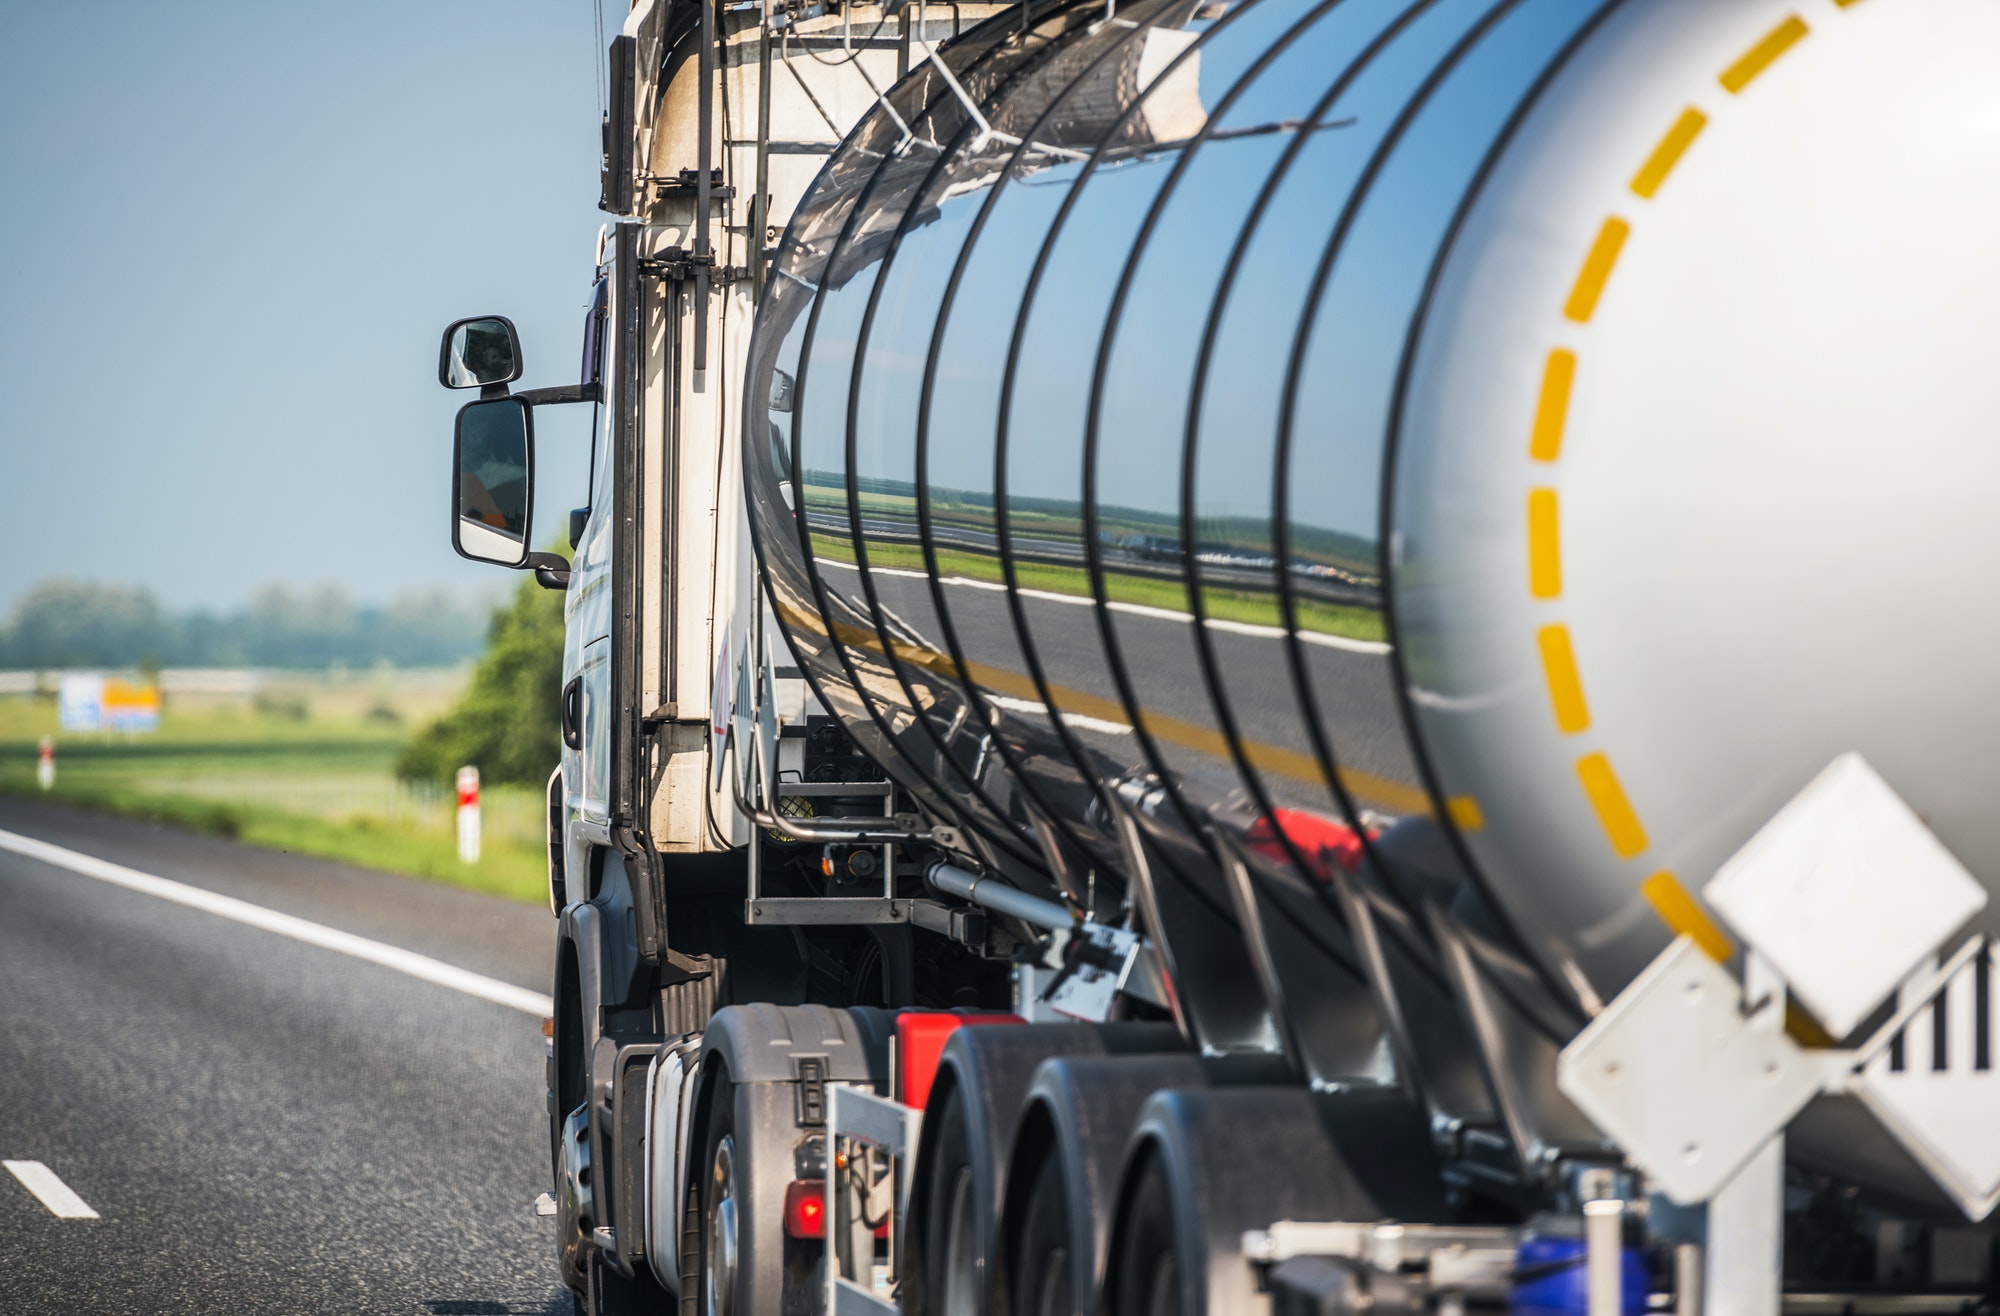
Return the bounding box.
[435,0,2000,1310]
[735,0,2000,1309]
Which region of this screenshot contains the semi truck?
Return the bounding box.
[434,0,2000,1312]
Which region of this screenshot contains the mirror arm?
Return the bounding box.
[524,551,571,591]
[514,382,603,408]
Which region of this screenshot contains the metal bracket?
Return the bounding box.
[640,248,747,283]
[827,1085,920,1314]
[645,168,737,202]
[748,897,923,925]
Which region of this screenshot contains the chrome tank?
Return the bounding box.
[745,0,2000,1047]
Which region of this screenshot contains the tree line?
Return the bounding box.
[0,578,498,671]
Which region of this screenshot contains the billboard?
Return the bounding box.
[56,674,160,733]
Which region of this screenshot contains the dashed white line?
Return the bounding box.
[986,694,1134,736]
[5,1161,98,1219]
[1294,630,1392,656]
[0,828,553,1018]
[817,558,1395,654]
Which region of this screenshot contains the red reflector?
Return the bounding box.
[784,1179,825,1239]
[1245,807,1370,883]
[896,1011,1025,1112]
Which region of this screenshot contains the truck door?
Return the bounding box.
[568,274,616,825]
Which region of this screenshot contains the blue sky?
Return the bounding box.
[0,0,609,614]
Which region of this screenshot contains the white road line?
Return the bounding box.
[1295,630,1392,656]
[811,554,1394,653]
[0,828,553,1018]
[5,1161,99,1219]
[986,694,1133,736]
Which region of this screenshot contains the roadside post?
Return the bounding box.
[37,736,54,791]
[457,766,480,863]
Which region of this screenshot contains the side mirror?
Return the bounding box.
[453,398,534,566]
[439,316,523,390]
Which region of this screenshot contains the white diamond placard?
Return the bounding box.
[1559,937,1833,1205]
[1704,754,1987,1040]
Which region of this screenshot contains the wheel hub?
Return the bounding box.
[706,1135,739,1316]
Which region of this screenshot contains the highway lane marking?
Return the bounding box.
[0,828,553,1018]
[818,557,1392,653]
[987,693,1133,736]
[4,1161,98,1219]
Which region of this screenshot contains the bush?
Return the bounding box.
[395,571,565,789]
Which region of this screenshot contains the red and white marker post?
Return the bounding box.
[37,736,54,791]
[456,765,481,863]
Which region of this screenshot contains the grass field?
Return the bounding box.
[0,668,549,904]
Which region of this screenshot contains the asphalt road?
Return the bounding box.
[0,799,571,1315]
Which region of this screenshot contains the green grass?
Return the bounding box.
[0,675,548,904]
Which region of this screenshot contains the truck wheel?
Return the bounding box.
[1104,1151,1179,1316]
[997,1054,1210,1316]
[920,1094,981,1316]
[1104,1086,1443,1316]
[1011,1154,1074,1316]
[696,1066,743,1316]
[907,1023,1184,1316]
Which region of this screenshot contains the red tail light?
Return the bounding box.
[785,1177,894,1239]
[784,1179,825,1239]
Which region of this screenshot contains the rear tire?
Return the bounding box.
[917,1090,983,1316]
[1105,1153,1181,1316]
[1011,1153,1075,1316]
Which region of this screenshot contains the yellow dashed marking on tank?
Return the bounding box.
[1527,489,1562,598]
[1575,752,1648,859]
[1446,795,1485,832]
[1629,107,1708,199]
[1639,872,1734,963]
[1536,624,1590,734]
[1528,350,1576,462]
[1562,217,1629,323]
[1720,14,1809,94]
[1518,4,1860,881]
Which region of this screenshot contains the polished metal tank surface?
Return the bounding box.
[744,0,2000,1055]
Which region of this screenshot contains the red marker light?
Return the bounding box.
[784,1179,826,1238]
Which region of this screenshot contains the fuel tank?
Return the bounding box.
[744,0,2000,1051]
